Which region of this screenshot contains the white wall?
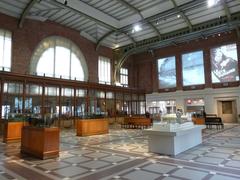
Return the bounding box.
[146,86,240,123]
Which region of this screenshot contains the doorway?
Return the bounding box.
[217,100,237,123]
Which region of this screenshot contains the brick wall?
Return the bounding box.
[0,13,113,83]
[1,12,240,92]
[127,31,240,92]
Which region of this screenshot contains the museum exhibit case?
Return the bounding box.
[21,114,60,159]
[76,115,109,136]
[0,71,146,129]
[3,115,28,143]
[144,112,205,156]
[2,82,29,143]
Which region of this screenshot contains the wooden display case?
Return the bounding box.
[76,118,109,136]
[21,126,59,159]
[3,121,28,143]
[192,117,205,125]
[123,116,152,127]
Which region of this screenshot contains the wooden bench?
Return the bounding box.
[205,114,224,129]
[122,117,152,129]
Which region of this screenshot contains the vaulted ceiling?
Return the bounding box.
[0,0,240,49]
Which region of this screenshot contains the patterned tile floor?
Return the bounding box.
[0,124,240,179]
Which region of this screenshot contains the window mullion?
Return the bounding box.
[69,45,72,79]
[53,40,56,77]
[2,31,6,68]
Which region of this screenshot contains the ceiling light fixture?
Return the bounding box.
[207,0,220,8]
[132,24,142,33]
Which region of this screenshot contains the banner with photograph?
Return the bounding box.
[157,56,176,88]
[182,51,205,86]
[211,43,239,83]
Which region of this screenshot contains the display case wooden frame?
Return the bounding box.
[3,121,28,143]
[21,126,59,159]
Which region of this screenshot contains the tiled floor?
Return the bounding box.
[0,124,240,179]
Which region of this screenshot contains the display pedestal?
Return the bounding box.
[21,126,59,159]
[143,125,205,156]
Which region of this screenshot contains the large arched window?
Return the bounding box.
[30,36,88,81]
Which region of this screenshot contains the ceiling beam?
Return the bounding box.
[18,0,38,28]
[119,0,205,28]
[96,30,136,51]
[222,1,231,22]
[50,0,137,51]
[170,0,192,31]
[119,0,204,34]
[117,0,161,38]
[114,21,238,79]
[54,0,119,29]
[28,8,62,16]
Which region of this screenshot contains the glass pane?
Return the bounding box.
[120,68,128,86]
[4,83,23,94]
[45,87,59,96]
[3,36,11,70]
[62,88,74,97]
[76,89,86,97]
[37,48,54,77]
[55,46,70,79]
[26,84,42,95]
[0,30,11,71]
[71,53,84,81]
[98,56,111,84]
[0,33,4,69]
[96,91,105,98]
[106,92,114,99]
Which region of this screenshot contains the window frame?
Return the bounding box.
[0,29,12,72]
[120,67,128,87]
[98,56,111,85]
[30,36,88,81]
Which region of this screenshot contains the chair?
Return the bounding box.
[205,114,224,129]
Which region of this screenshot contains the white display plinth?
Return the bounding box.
[143,124,205,156]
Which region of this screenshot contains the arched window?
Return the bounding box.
[0,29,11,71]
[30,36,88,81]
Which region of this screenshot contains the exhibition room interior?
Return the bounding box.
[0,0,240,179]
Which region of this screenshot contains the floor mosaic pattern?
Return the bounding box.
[0,124,240,179]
